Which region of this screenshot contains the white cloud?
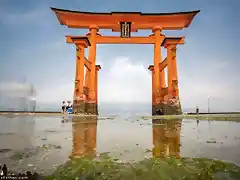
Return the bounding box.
[179,70,240,111]
[17,56,239,112]
[35,57,152,104]
[99,57,152,103]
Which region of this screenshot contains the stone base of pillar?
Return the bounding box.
[73,100,86,114]
[152,96,182,115]
[85,103,98,115]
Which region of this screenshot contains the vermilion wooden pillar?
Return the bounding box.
[72,38,91,114]
[171,47,179,97]
[84,69,90,98]
[95,65,101,115]
[86,26,99,115]
[152,28,162,104]
[162,37,183,115]
[167,45,174,96]
[162,39,181,97]
[151,27,167,115]
[148,65,155,114]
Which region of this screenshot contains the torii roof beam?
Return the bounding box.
[51,8,200,32]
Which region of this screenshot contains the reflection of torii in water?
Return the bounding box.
[71,117,98,158]
[152,119,182,158]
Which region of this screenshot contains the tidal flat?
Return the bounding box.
[0,114,239,179]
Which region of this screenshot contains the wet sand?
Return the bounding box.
[0,114,239,175]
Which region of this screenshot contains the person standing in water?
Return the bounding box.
[196,106,199,115]
[66,101,71,112]
[62,101,66,113]
[68,105,73,114]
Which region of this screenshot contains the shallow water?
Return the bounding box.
[0,115,239,175]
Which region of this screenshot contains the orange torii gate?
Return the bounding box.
[51,8,200,115]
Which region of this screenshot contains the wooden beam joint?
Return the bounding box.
[84,57,91,71]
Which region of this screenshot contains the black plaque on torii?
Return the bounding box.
[120,22,132,38]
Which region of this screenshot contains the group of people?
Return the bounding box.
[196,106,199,114]
[61,101,73,114]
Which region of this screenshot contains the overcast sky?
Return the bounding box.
[0,0,239,112]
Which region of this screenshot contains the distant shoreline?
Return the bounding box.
[0,110,62,113]
[0,110,239,115]
[0,111,240,121]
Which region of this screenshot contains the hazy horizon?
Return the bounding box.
[0,90,239,114]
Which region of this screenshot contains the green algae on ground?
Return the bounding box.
[141,114,240,122]
[184,114,240,122]
[45,156,240,180]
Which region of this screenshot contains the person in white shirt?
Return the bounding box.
[62,101,66,113]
